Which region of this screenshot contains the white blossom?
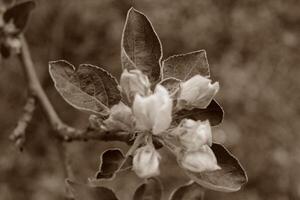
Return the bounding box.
[133,85,172,135]
[177,75,219,109]
[120,69,150,102]
[174,119,212,150]
[180,145,220,173]
[132,144,161,178]
[103,102,134,131]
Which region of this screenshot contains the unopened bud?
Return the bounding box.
[133,144,161,178]
[120,69,150,102]
[174,119,212,150]
[179,145,220,173]
[177,75,219,109]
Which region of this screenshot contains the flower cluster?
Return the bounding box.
[104,69,220,178]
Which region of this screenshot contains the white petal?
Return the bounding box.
[133,145,161,178]
[178,75,219,109]
[152,85,173,135]
[181,145,220,173]
[133,94,152,130]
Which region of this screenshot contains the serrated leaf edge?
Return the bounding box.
[162,50,210,80]
[121,7,163,81]
[49,60,119,116]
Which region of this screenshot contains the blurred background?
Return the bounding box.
[0,0,299,199]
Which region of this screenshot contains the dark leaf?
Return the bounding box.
[182,143,248,192]
[121,7,162,83]
[133,178,163,200]
[162,50,210,81]
[169,181,204,200]
[0,43,10,58]
[174,100,223,126]
[3,1,35,32]
[67,179,119,200]
[96,148,131,180]
[49,60,121,116]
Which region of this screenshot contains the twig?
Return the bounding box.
[9,96,36,150]
[17,34,132,143]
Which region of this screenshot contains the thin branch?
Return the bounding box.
[17,34,132,143]
[10,96,36,150]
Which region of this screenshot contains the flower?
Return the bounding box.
[177,75,219,109]
[179,145,220,173]
[132,144,161,178]
[120,69,150,102]
[103,102,134,131]
[174,119,212,150]
[133,84,173,135]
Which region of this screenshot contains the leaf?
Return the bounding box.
[169,181,205,200]
[67,179,119,200]
[96,148,132,180]
[121,7,162,83]
[174,99,223,126]
[3,1,35,33]
[133,178,163,200]
[49,60,121,116]
[159,77,181,97]
[162,50,210,81]
[182,143,248,192]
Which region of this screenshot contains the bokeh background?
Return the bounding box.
[0,0,299,199]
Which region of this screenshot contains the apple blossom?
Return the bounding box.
[132,144,161,178]
[180,145,220,173]
[174,119,212,150]
[120,69,151,102]
[177,75,219,109]
[132,84,172,135]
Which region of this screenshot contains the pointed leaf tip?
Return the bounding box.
[121,7,162,84]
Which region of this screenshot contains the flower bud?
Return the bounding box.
[103,102,134,131]
[133,85,173,135]
[179,145,220,173]
[120,69,150,102]
[174,119,212,150]
[133,144,161,178]
[177,75,219,109]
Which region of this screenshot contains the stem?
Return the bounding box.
[17,34,132,143]
[10,96,36,150]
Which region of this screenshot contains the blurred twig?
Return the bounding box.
[17,34,132,144]
[9,96,36,151]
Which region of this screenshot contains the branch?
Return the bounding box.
[18,34,132,143]
[10,96,36,150]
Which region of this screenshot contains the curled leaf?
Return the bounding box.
[3,1,35,33]
[96,148,132,180]
[49,60,121,116]
[162,50,210,81]
[181,143,248,192]
[174,100,223,126]
[67,179,119,200]
[159,77,181,98]
[169,181,204,200]
[133,178,163,200]
[121,7,162,83]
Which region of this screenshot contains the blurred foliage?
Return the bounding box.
[0,0,299,199]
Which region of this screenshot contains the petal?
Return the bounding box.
[181,145,220,173]
[103,102,134,131]
[133,94,152,130]
[178,75,219,109]
[152,85,173,134]
[133,145,161,178]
